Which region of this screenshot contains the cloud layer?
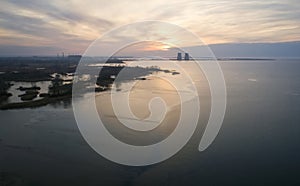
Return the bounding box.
[0,0,299,55]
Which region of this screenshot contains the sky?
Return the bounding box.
[0,0,300,56]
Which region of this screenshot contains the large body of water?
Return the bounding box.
[1,59,300,185]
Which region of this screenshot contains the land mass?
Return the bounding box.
[0,57,165,110]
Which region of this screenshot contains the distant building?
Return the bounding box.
[177,53,182,60]
[184,53,190,60]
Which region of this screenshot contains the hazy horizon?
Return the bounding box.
[1,41,300,58]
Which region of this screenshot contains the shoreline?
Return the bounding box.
[0,95,71,110]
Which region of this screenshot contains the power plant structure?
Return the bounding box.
[177,52,190,61]
[177,53,182,60]
[184,53,189,60]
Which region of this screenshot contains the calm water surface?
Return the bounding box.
[0,59,300,185]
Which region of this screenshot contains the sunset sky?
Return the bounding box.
[0,0,299,56]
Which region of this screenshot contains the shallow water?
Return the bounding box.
[0,59,300,185]
[6,81,51,103]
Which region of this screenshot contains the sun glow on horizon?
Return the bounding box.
[131,42,173,51]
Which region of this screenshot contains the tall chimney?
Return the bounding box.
[177,53,182,60]
[184,53,189,60]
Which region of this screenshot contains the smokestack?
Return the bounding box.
[177,53,182,60]
[184,53,189,60]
